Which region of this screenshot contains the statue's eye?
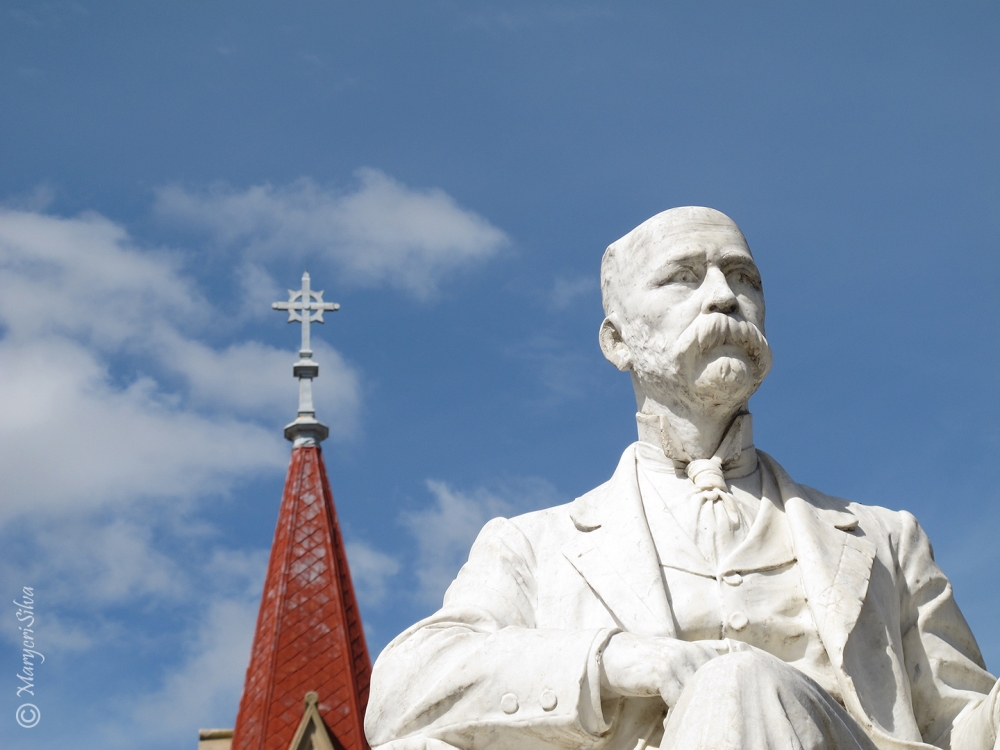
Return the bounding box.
[731,269,762,290]
[664,268,698,284]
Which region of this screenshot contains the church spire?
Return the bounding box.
[229,274,371,750]
[272,272,340,446]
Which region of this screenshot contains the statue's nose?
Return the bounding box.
[701,268,739,314]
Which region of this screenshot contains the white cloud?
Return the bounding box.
[0,207,361,521]
[0,573,93,651]
[0,204,361,748]
[33,516,187,602]
[129,597,259,739]
[345,540,401,608]
[0,336,287,520]
[107,547,268,745]
[203,547,271,597]
[235,262,282,321]
[0,208,200,350]
[160,333,360,434]
[550,275,597,310]
[154,169,509,298]
[33,614,94,652]
[1,183,55,212]
[0,190,508,748]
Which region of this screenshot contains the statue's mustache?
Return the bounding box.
[674,313,772,375]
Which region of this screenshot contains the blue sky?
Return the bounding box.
[0,2,998,748]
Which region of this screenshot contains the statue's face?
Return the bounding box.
[607,218,772,409]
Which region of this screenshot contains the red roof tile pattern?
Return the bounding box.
[232,445,372,750]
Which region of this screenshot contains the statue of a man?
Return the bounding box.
[365,207,1000,750]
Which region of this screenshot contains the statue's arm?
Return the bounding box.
[897,510,998,749]
[364,517,618,750]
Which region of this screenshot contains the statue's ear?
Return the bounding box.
[599,317,632,372]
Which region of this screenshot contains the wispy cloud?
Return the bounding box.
[0,208,201,349]
[32,517,187,602]
[109,546,270,744]
[0,184,507,747]
[161,335,359,432]
[128,597,260,741]
[154,169,509,298]
[0,207,362,520]
[0,204,359,749]
[0,337,287,519]
[550,275,597,310]
[507,332,597,406]
[345,540,401,608]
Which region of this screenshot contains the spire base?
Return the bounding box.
[284,415,330,446]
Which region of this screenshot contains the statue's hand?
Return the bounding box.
[599,633,730,707]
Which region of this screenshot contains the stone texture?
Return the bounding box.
[366,208,1000,750]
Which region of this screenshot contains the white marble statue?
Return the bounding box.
[365,207,1000,750]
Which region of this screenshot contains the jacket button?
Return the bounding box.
[500,693,519,714]
[728,612,749,631]
[540,690,558,711]
[722,572,743,586]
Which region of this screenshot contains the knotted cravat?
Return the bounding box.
[637,411,757,566]
[686,456,742,527]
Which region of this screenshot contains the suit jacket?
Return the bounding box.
[365,446,997,750]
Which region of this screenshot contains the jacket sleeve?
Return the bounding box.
[365,516,620,750]
[897,510,998,749]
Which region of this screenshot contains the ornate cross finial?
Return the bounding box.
[272,272,340,446]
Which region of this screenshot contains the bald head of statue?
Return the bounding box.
[599,207,773,416]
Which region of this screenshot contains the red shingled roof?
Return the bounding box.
[232,445,371,750]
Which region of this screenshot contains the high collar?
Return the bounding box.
[635,411,757,480]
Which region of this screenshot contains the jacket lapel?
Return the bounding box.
[759,452,877,668]
[563,445,675,637]
[562,446,878,656]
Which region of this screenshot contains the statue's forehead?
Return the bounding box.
[625,222,753,266]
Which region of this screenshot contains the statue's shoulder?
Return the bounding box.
[803,480,903,521]
[496,471,619,553]
[789,479,921,560]
[762,451,911,538]
[504,498,590,548]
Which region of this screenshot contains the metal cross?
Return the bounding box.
[271,272,340,355]
[272,272,340,446]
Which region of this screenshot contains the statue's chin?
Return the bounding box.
[631,344,766,412]
[693,355,755,403]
